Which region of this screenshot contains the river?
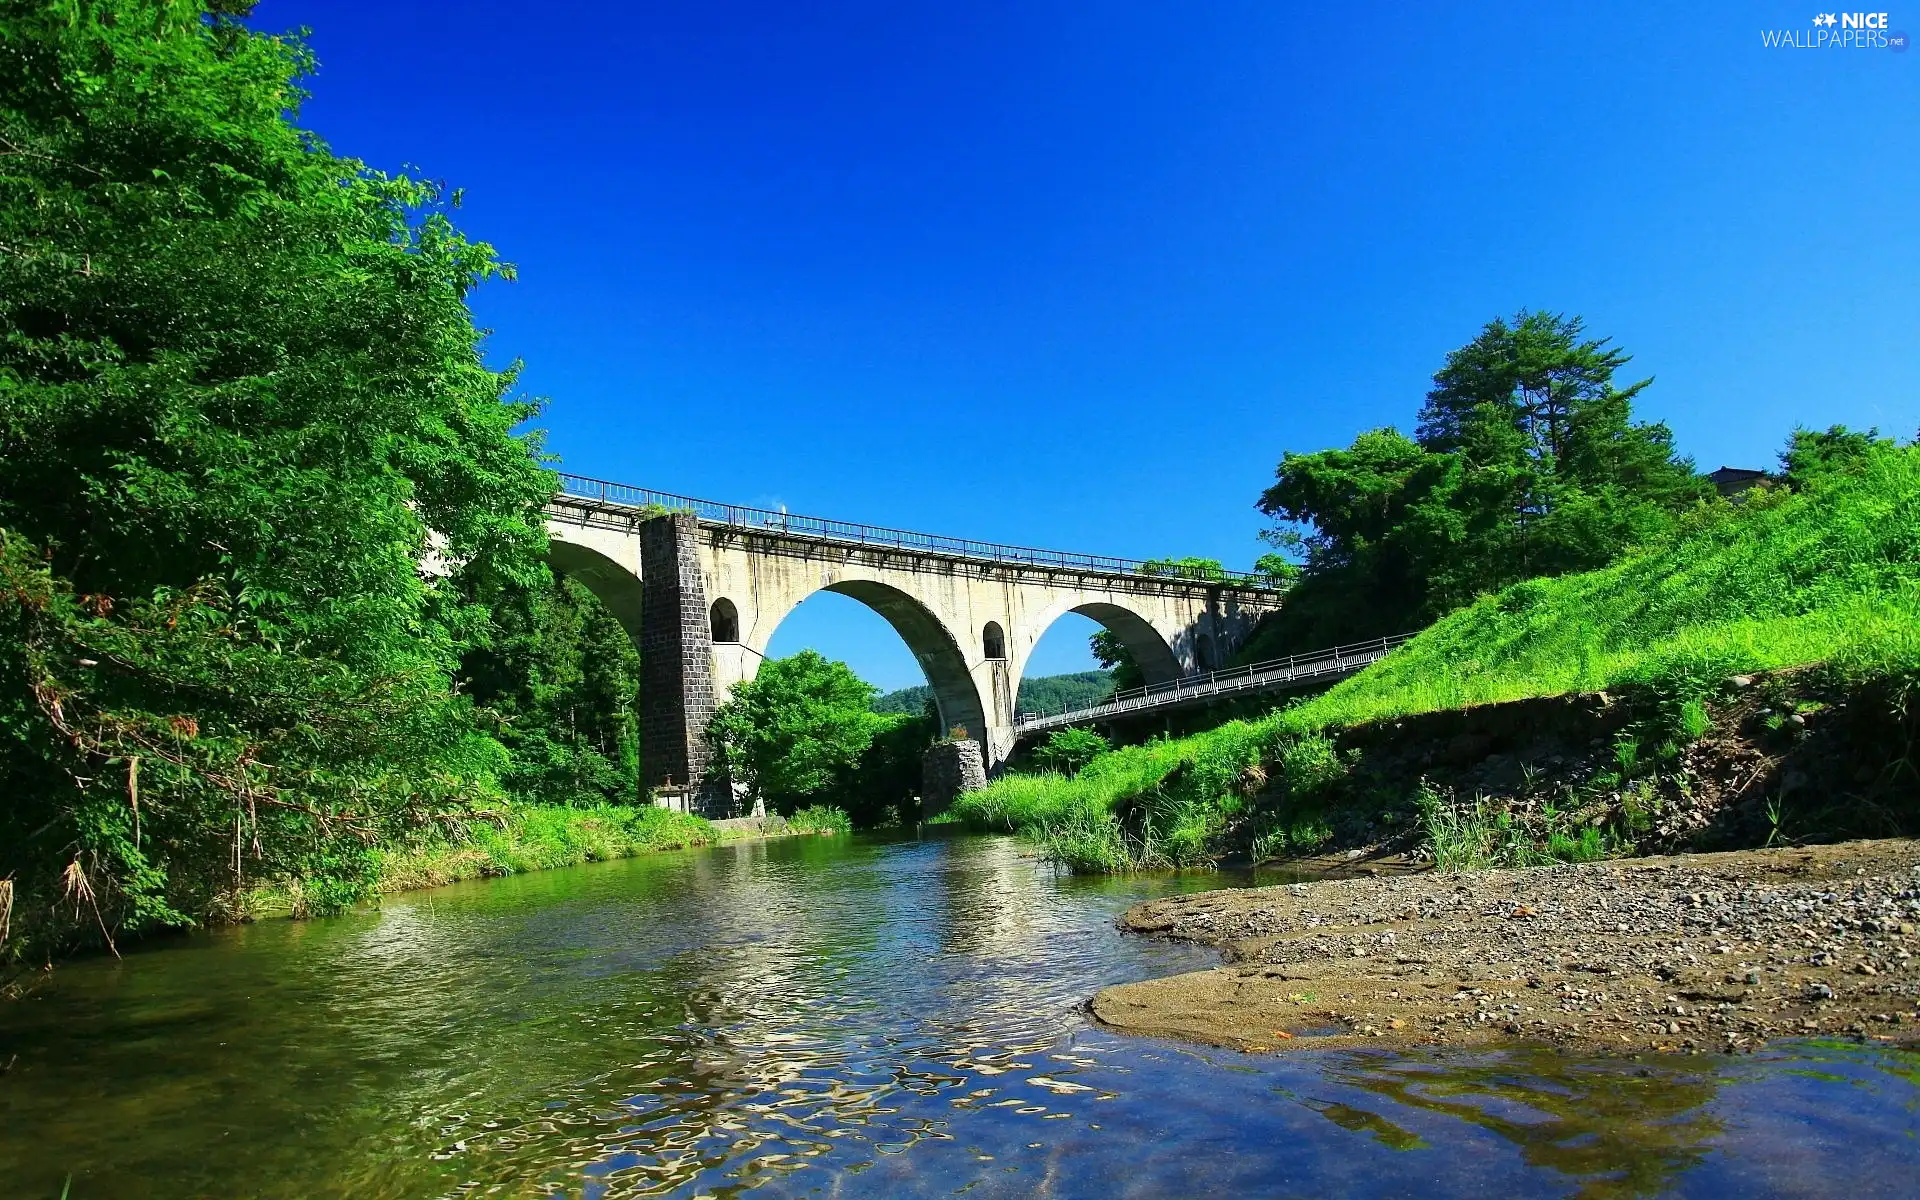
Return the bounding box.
[1,832,1917,1197]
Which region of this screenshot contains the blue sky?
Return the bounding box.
[265,0,1919,690]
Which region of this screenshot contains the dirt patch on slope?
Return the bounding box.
[1093,839,1920,1056]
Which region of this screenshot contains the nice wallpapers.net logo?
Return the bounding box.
[1762,12,1909,49]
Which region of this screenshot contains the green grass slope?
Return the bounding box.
[955,444,1920,869]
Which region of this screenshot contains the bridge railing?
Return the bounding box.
[1015,632,1416,729]
[553,472,1281,588]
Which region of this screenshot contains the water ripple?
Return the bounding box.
[2,833,1918,1197]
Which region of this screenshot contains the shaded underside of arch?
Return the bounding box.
[546,539,645,642]
[1066,601,1182,686]
[821,580,988,740]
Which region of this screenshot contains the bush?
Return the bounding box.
[1032,729,1110,776]
[785,806,853,837]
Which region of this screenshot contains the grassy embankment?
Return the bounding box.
[256,803,854,916]
[954,445,1920,871]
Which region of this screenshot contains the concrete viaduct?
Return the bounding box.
[543,475,1283,815]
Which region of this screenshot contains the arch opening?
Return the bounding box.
[818,581,987,741]
[710,597,740,643]
[545,539,644,647]
[760,581,987,745]
[982,620,1006,660]
[1014,600,1182,706]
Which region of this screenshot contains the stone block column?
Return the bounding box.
[639,513,733,815]
[921,740,988,816]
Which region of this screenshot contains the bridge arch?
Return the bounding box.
[545,538,644,644]
[751,579,988,744]
[1013,597,1183,706]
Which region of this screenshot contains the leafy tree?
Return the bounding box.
[1090,628,1146,691]
[458,572,640,807]
[1781,425,1896,489]
[709,651,887,812]
[1246,312,1707,658]
[1033,728,1108,776]
[0,2,552,957]
[833,705,938,827]
[1141,556,1227,582]
[1253,553,1300,588]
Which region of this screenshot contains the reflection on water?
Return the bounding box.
[1,832,1917,1198]
[1323,1050,1722,1197]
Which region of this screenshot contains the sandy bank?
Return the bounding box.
[1093,839,1920,1055]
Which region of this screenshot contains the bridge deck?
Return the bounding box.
[552,473,1279,590]
[1014,634,1414,735]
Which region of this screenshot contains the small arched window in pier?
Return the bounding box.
[1194,633,1215,671]
[982,620,1007,660]
[710,597,740,643]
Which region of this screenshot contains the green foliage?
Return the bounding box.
[709,651,885,812]
[875,670,1114,717]
[1140,556,1228,582]
[1781,424,1896,489]
[1254,553,1301,588]
[1032,728,1109,776]
[956,438,1920,874]
[1014,670,1116,714]
[832,708,937,827]
[1036,804,1136,874]
[1245,311,1709,659]
[1415,785,1621,872]
[371,804,716,895]
[1287,439,1920,732]
[784,805,853,837]
[954,718,1281,871]
[0,3,553,960]
[1090,628,1145,691]
[713,653,939,828]
[459,572,640,807]
[1414,786,1503,872]
[871,683,938,715]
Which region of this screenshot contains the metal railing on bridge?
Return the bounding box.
[553,472,1280,588]
[1014,633,1416,734]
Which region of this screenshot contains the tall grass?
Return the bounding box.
[956,445,1920,872]
[1282,446,1920,734]
[371,804,719,895]
[1414,785,1617,873]
[784,805,853,836]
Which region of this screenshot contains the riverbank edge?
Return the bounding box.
[1091,838,1920,1057]
[242,805,822,920]
[965,653,1920,878]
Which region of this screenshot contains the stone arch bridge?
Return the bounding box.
[544,475,1282,814]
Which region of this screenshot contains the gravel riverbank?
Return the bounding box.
[1092,839,1920,1055]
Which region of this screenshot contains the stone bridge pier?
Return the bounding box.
[545,495,1282,817]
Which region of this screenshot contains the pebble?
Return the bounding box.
[1118,840,1920,1055]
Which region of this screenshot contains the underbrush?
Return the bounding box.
[955,446,1920,873]
[783,805,854,836]
[1415,785,1621,872]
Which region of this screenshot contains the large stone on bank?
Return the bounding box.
[922,740,987,815]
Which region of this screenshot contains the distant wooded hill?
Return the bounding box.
[872,670,1115,717]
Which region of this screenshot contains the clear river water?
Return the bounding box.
[2,832,1918,1198]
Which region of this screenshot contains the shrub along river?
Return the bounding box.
[2,832,1918,1197]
